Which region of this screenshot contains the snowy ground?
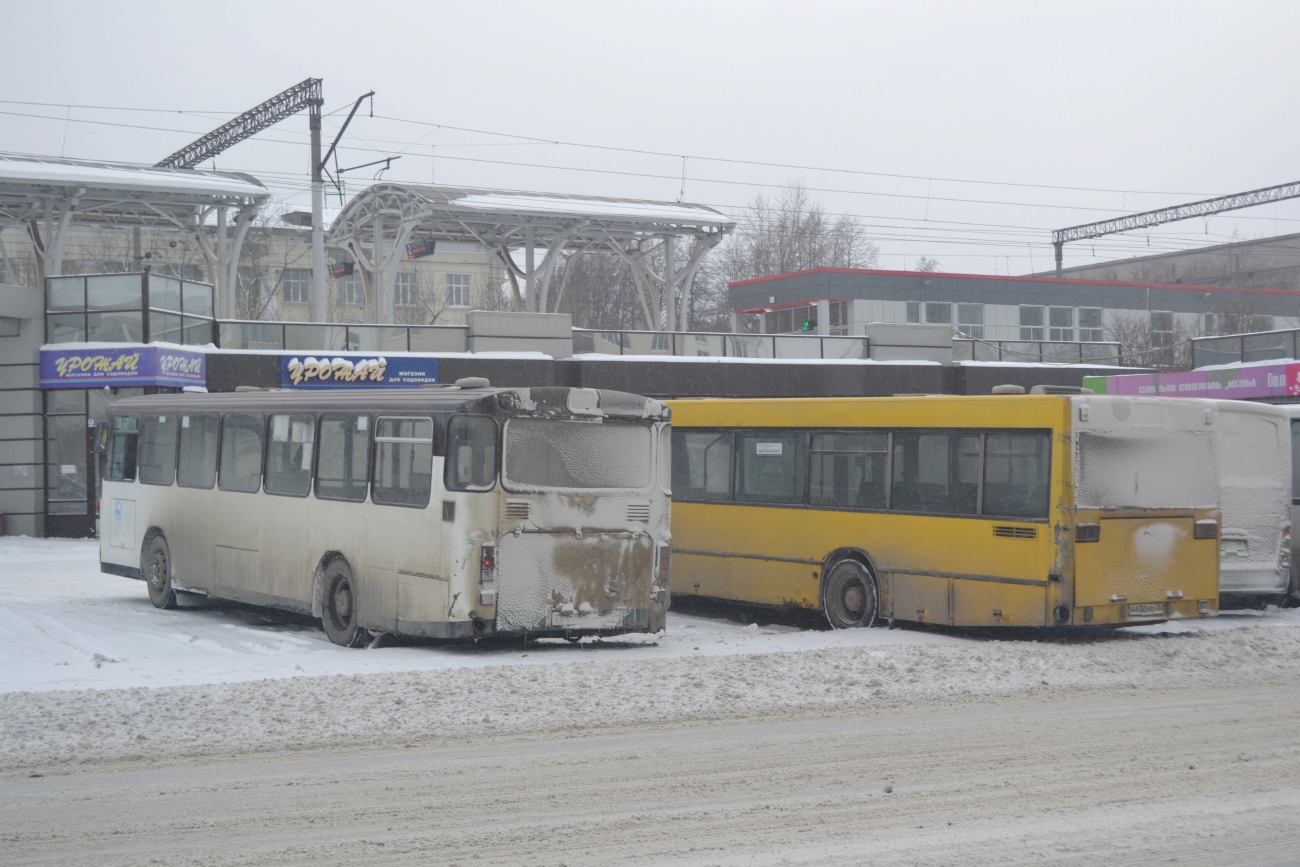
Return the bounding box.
[3,538,1300,865]
[3,537,1298,696]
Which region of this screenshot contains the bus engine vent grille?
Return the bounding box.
[505,500,531,520]
[626,501,651,522]
[993,526,1037,540]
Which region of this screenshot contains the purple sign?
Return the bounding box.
[1084,362,1300,401]
[40,345,206,390]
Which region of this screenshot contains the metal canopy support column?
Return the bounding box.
[309,100,327,321]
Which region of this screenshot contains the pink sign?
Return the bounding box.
[1084,362,1300,400]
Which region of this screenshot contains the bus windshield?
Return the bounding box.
[503,419,651,491]
[1075,431,1216,509]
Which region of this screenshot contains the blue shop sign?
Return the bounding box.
[280,354,439,388]
[40,345,206,389]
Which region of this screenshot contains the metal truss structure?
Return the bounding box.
[327,184,735,328]
[1052,179,1300,274]
[155,79,323,170]
[0,155,269,310]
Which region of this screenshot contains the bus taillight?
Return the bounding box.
[480,543,496,581]
[1076,523,1101,543]
[657,545,671,582]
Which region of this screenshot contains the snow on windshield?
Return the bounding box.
[504,419,651,490]
[1075,431,1217,510]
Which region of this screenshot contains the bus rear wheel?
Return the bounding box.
[143,533,178,610]
[822,559,878,629]
[321,558,370,648]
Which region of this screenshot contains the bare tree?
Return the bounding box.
[1105,310,1195,369]
[553,251,644,330]
[914,256,941,272]
[694,182,879,332]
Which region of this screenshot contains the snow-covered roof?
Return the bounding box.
[398,185,734,229]
[327,183,734,250]
[0,154,268,201]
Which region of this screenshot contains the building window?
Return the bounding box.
[829,300,849,335]
[446,273,471,308]
[905,301,920,323]
[924,302,951,325]
[336,273,364,307]
[1048,307,1074,342]
[1019,305,1045,341]
[1079,307,1104,341]
[957,303,983,339]
[281,269,311,305]
[394,272,420,308]
[765,304,817,333]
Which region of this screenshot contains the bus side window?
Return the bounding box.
[810,432,887,509]
[264,413,315,498]
[445,415,497,492]
[177,413,219,489]
[104,415,139,482]
[138,414,178,486]
[373,417,435,507]
[891,431,979,515]
[734,432,805,505]
[316,414,370,502]
[672,430,732,501]
[219,413,264,493]
[982,432,1050,519]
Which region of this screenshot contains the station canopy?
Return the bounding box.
[327,184,735,330]
[0,154,270,311]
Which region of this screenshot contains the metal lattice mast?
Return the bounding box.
[154,79,323,169]
[1052,179,1300,275]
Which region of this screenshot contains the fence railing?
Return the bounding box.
[953,338,1124,365]
[216,320,469,353]
[1191,329,1299,369]
[572,329,869,359]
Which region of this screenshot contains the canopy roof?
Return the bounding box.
[327,183,733,250]
[0,154,269,229]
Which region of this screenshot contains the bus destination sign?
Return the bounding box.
[280,354,439,388]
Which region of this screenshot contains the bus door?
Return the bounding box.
[212,413,265,596]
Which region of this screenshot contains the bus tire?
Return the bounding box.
[822,558,878,629]
[321,557,370,648]
[142,532,178,610]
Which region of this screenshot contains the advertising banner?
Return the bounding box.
[39,345,206,390]
[1083,362,1300,401]
[280,354,439,388]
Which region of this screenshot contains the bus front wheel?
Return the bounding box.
[822,559,878,629]
[143,533,178,610]
[321,558,370,648]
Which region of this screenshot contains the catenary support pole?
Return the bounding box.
[309,100,327,321]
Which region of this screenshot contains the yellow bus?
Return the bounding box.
[668,393,1221,628]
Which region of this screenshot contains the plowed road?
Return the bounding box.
[4,673,1298,866]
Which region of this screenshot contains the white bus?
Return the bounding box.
[98,384,672,645]
[1210,400,1292,606]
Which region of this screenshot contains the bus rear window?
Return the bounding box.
[1075,432,1216,509]
[446,415,497,492]
[503,419,649,491]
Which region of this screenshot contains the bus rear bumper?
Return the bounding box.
[1075,597,1217,625]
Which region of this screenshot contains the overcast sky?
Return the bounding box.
[3,1,1298,274]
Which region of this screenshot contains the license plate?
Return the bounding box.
[1128,602,1164,617]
